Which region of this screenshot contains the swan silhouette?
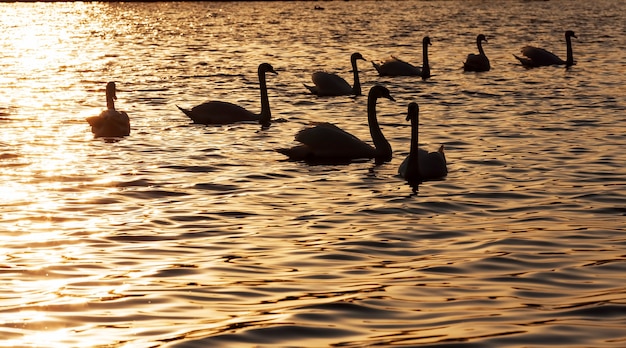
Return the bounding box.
[177,63,277,127]
[372,36,431,79]
[398,102,447,183]
[86,81,130,138]
[304,52,365,96]
[464,34,490,72]
[514,30,577,68]
[278,85,395,164]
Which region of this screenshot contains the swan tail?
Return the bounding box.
[371,61,382,74]
[276,145,311,161]
[303,83,317,95]
[85,115,101,127]
[513,54,533,67]
[176,105,194,119]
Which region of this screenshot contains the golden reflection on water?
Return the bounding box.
[1,1,625,347]
[3,328,78,348]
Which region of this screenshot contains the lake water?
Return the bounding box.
[1,1,625,347]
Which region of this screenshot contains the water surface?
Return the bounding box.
[1,1,625,347]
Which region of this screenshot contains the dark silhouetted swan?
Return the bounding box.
[398,102,447,183]
[514,30,577,68]
[177,63,277,127]
[278,85,395,164]
[86,81,130,138]
[304,52,365,96]
[464,34,491,72]
[372,36,431,79]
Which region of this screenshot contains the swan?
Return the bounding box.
[304,52,365,96]
[86,81,130,138]
[277,85,395,164]
[398,102,447,183]
[177,63,277,127]
[514,30,577,68]
[372,36,431,79]
[464,34,491,72]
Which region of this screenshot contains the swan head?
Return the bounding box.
[369,85,395,102]
[423,36,432,46]
[406,102,419,121]
[477,34,488,43]
[565,30,577,39]
[259,63,278,75]
[351,52,366,62]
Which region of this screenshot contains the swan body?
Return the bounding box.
[86,81,130,138]
[514,30,577,68]
[278,85,395,164]
[464,34,490,72]
[177,63,277,127]
[304,52,365,96]
[398,102,447,183]
[373,36,431,79]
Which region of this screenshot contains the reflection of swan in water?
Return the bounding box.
[304,52,365,96]
[398,102,447,184]
[278,85,395,164]
[514,30,577,68]
[86,81,130,138]
[464,34,490,72]
[372,36,431,79]
[177,63,277,127]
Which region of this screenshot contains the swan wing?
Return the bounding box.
[398,148,429,176]
[184,101,259,124]
[374,57,422,76]
[310,72,352,96]
[87,109,130,137]
[398,155,409,177]
[399,149,446,180]
[519,46,564,66]
[419,151,447,179]
[464,53,490,71]
[295,122,376,159]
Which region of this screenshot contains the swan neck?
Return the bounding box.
[351,57,362,96]
[106,86,116,110]
[258,69,271,126]
[565,34,574,67]
[477,39,485,56]
[406,116,420,180]
[422,41,431,78]
[367,95,391,162]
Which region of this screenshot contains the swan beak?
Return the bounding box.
[388,95,396,102]
[270,68,278,75]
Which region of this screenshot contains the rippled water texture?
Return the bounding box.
[1,1,625,347]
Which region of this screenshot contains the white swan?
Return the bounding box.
[86,81,130,138]
[304,52,365,96]
[177,63,277,127]
[464,34,490,72]
[372,36,431,79]
[278,85,395,164]
[398,102,447,183]
[514,30,577,68]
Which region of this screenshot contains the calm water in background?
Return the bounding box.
[1,1,625,347]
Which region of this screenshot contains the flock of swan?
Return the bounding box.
[87,30,577,186]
